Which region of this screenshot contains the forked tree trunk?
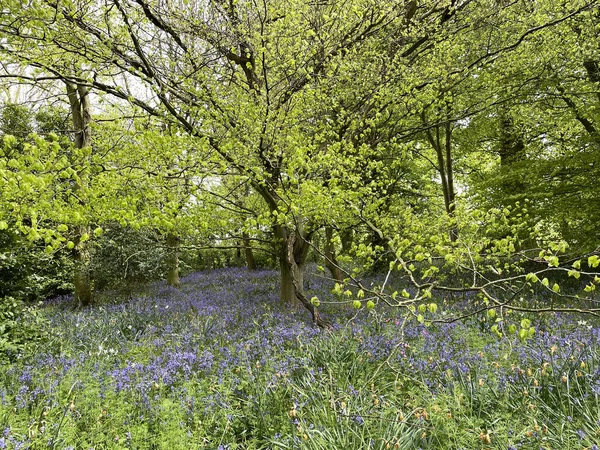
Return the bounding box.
[166,233,180,288]
[424,113,457,242]
[324,227,343,282]
[286,233,332,330]
[275,224,310,307]
[66,82,93,306]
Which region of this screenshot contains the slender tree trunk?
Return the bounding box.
[444,121,457,242]
[242,231,257,270]
[424,111,457,242]
[166,233,180,288]
[73,225,92,306]
[324,227,343,282]
[66,82,93,306]
[235,240,242,265]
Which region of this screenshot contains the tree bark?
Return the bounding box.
[73,225,92,307]
[279,256,298,307]
[274,224,312,307]
[242,231,257,270]
[66,82,93,306]
[166,233,180,288]
[324,227,343,282]
[286,233,332,330]
[444,121,457,242]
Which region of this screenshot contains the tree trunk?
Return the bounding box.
[66,82,93,305]
[275,224,312,307]
[73,225,92,307]
[286,233,332,330]
[243,231,257,270]
[166,233,180,288]
[424,111,457,242]
[279,256,298,307]
[324,227,343,282]
[444,121,458,242]
[235,240,242,265]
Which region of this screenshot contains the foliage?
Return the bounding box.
[0,0,598,316]
[92,224,168,293]
[0,297,49,362]
[0,228,72,302]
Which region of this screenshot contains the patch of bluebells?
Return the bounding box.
[1,267,599,447]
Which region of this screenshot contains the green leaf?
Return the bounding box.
[588,255,600,268]
[519,329,527,341]
[567,270,580,279]
[546,256,559,267]
[525,273,539,283]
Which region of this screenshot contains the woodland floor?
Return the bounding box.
[1,268,600,449]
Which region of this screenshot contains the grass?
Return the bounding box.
[1,267,600,449]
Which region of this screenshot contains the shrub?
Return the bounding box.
[0,297,49,361]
